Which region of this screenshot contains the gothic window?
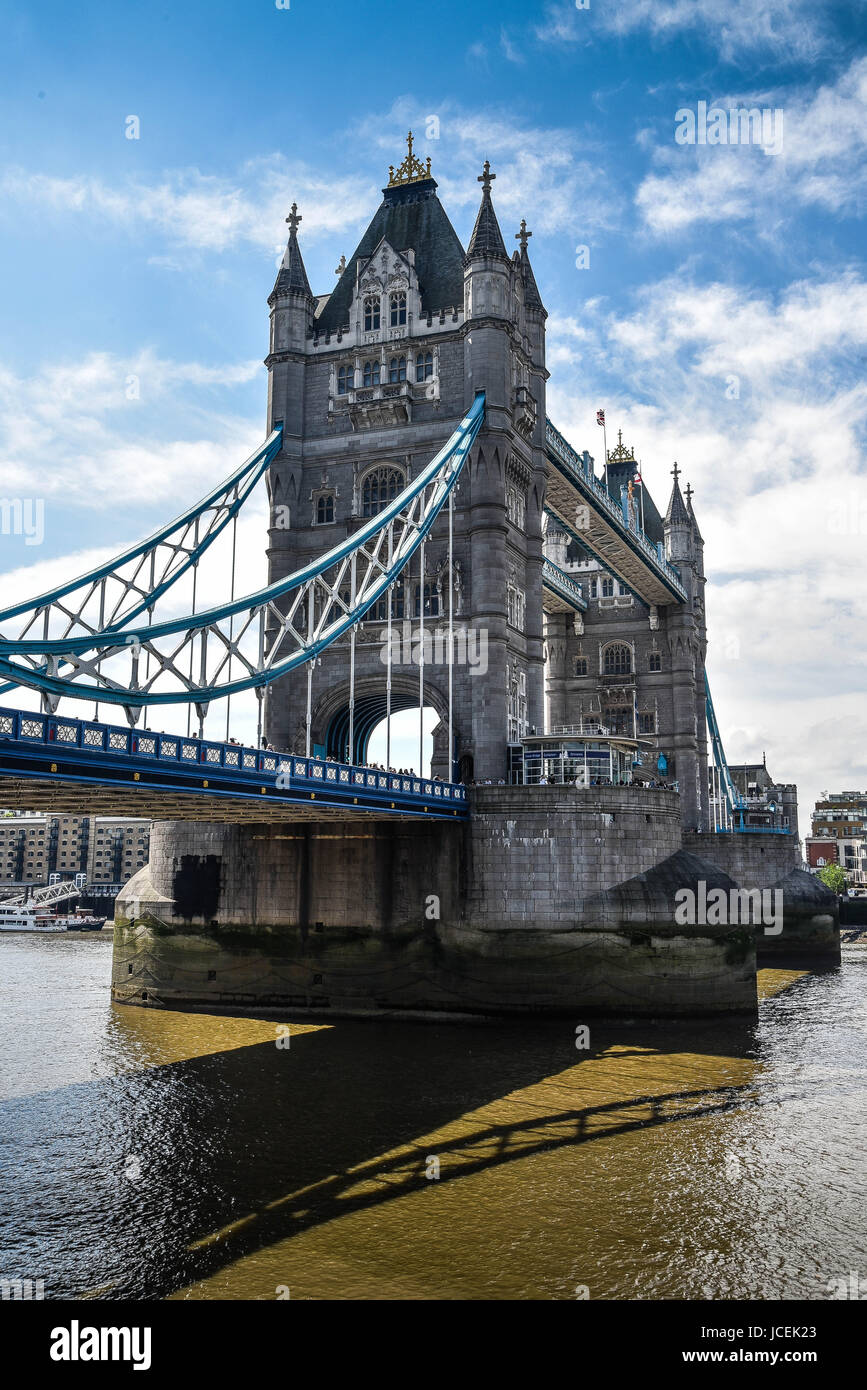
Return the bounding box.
[364,296,381,332]
[362,360,381,388]
[601,577,614,598]
[588,579,598,599]
[603,643,632,676]
[649,652,662,672]
[618,582,630,597]
[371,582,405,622]
[389,356,407,384]
[415,351,433,381]
[315,494,335,525]
[390,291,407,327]
[507,584,525,631]
[414,582,439,617]
[506,483,525,529]
[361,465,404,517]
[574,657,588,677]
[638,712,656,734]
[602,704,631,735]
[337,365,352,394]
[508,667,528,742]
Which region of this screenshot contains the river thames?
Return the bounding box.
[0,932,864,1301]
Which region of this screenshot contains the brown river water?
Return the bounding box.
[0,933,864,1300]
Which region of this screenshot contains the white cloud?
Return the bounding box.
[547,269,867,833]
[636,56,867,235]
[0,349,264,512]
[0,156,376,256]
[536,0,827,62]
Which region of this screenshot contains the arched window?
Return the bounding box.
[415,351,433,382]
[371,582,405,622]
[414,582,440,617]
[649,651,662,672]
[390,292,406,327]
[602,705,631,736]
[363,296,380,332]
[389,356,406,384]
[337,365,352,394]
[316,495,335,525]
[574,657,588,677]
[602,643,632,676]
[362,360,381,388]
[362,466,404,518]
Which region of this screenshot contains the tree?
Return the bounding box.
[818,863,848,896]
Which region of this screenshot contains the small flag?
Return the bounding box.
[634,470,642,484]
[596,409,605,426]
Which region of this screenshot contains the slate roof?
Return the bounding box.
[519,248,544,310]
[467,186,509,260]
[270,232,312,301]
[664,476,690,527]
[315,178,466,333]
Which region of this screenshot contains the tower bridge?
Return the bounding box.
[0,136,833,1014]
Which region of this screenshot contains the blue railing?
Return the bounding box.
[0,706,468,816]
[544,418,687,601]
[542,559,587,611]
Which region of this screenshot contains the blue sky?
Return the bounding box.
[0,0,864,820]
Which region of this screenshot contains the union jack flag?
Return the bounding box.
[596,409,605,426]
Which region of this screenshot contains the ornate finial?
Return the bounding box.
[607,430,636,466]
[478,159,496,193]
[335,254,347,277]
[515,218,532,252]
[285,202,302,236]
[685,482,693,504]
[387,131,433,187]
[671,461,681,484]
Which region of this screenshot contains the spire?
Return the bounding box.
[515,219,543,309]
[467,160,508,260]
[685,481,704,541]
[270,202,313,301]
[665,461,689,526]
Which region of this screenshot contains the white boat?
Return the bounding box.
[0,902,65,932]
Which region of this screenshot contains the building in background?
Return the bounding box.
[809,791,867,885]
[0,812,150,897]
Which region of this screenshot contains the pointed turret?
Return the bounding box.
[269,202,313,303]
[685,481,703,542]
[467,161,509,261]
[514,219,544,313]
[664,462,690,527]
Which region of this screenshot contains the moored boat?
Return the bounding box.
[0,902,65,932]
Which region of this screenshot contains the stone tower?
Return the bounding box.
[262,138,548,782]
[543,436,709,831]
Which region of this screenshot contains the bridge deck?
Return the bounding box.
[0,707,468,823]
[541,559,587,615]
[545,419,687,607]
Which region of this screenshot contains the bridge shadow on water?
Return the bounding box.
[97,1008,765,1299]
[0,1004,772,1300]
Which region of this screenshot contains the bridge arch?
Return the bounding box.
[312,673,452,769]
